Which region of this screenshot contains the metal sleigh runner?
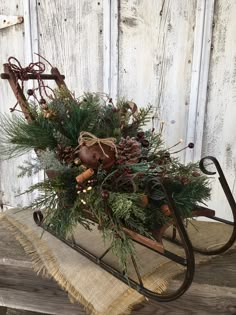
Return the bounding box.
[1,57,236,302]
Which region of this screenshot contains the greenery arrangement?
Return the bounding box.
[0,88,211,268]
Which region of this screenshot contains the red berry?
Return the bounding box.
[76,184,83,191]
[137,131,145,139]
[101,190,109,199]
[141,139,149,147]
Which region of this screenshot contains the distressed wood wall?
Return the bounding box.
[0,0,235,220]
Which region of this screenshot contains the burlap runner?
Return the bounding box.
[0,208,235,315]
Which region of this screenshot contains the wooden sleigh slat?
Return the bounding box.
[1,72,65,81]
[1,63,33,121]
[121,227,165,253]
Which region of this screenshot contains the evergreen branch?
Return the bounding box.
[0,114,57,158]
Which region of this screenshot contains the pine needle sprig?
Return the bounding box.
[47,92,102,145]
[0,114,57,158]
[18,150,68,177]
[135,104,153,127]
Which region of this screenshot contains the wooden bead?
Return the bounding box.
[160,204,172,216]
[76,168,94,184]
[140,195,149,207]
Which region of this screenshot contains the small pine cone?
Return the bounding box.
[56,145,80,164]
[117,137,142,164]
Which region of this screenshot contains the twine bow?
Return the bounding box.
[8,56,45,80]
[79,131,118,158]
[7,56,49,113]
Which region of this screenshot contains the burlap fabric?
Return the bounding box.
[0,208,235,315]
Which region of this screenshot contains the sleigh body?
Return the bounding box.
[1,63,236,302]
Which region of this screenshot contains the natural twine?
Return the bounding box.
[79,131,118,158]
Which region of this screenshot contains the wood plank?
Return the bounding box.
[0,223,30,263]
[191,249,236,288]
[0,264,86,315]
[122,226,164,253]
[6,308,50,315]
[117,0,197,160]
[131,281,236,314]
[36,0,104,95]
[0,220,235,315]
[1,254,235,315]
[110,0,119,100]
[103,0,111,95]
[0,224,83,314]
[185,0,215,163]
[201,0,236,221]
[1,263,235,315]
[131,248,236,314]
[23,0,39,64]
[0,307,7,315]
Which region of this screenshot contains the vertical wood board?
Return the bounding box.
[36,0,104,95]
[185,0,215,163]
[117,0,197,160]
[201,0,236,220]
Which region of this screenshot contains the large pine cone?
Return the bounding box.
[117,136,142,164]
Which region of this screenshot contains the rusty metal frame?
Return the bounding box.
[34,186,195,302]
[195,156,236,255]
[1,64,236,302]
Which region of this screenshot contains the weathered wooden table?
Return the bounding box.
[0,224,235,315]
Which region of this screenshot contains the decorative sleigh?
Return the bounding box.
[1,58,236,303]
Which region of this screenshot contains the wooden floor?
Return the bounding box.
[0,225,235,315]
[0,308,51,315]
[133,250,236,314]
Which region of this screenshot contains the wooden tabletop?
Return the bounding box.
[0,224,235,315]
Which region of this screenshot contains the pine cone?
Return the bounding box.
[117,136,142,164]
[56,145,80,164]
